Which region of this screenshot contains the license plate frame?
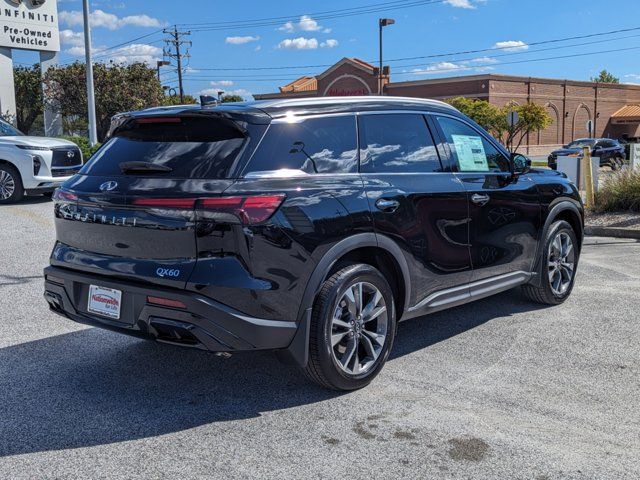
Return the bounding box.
[87,285,122,320]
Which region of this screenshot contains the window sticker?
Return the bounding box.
[451,134,489,172]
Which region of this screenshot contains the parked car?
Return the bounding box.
[0,119,83,203]
[44,97,584,390]
[547,138,625,171]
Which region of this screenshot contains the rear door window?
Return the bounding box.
[359,114,442,173]
[245,115,358,175]
[80,116,246,179]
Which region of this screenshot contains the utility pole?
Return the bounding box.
[163,26,191,104]
[378,18,395,95]
[83,0,98,146]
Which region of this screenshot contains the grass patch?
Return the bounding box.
[594,169,640,213]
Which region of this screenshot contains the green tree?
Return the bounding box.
[446,97,504,138]
[501,102,553,153]
[43,62,164,141]
[221,94,244,103]
[447,97,552,153]
[13,64,43,134]
[591,69,619,83]
[161,94,198,106]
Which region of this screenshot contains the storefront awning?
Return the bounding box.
[611,105,640,124]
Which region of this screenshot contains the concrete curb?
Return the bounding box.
[585,226,640,239]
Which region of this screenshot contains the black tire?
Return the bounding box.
[522,220,579,305]
[0,164,24,204]
[303,263,396,391]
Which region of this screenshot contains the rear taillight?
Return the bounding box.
[52,189,78,202]
[147,296,187,309]
[131,194,285,225]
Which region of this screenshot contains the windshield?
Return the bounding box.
[0,119,23,137]
[567,139,595,148]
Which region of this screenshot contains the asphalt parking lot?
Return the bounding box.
[0,197,639,480]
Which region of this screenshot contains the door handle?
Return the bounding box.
[375,198,400,212]
[471,193,490,206]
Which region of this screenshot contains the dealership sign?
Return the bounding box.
[0,0,60,52]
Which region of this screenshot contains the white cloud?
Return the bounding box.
[65,40,163,66]
[278,15,328,33]
[411,57,496,76]
[320,39,338,48]
[444,0,476,8]
[471,56,499,64]
[277,37,319,50]
[60,29,84,48]
[59,9,165,30]
[198,88,253,101]
[225,35,260,45]
[254,45,262,52]
[210,80,234,87]
[493,40,529,52]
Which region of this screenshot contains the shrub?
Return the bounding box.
[60,136,102,160]
[594,169,640,212]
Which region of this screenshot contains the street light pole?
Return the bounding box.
[82,0,98,146]
[378,18,395,95]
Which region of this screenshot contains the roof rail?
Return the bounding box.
[253,95,457,111]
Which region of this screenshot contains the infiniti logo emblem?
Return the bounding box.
[100,181,118,192]
[67,150,75,159]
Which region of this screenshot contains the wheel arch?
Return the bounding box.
[529,199,584,287]
[277,232,411,367]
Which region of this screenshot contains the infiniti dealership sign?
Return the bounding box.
[0,0,60,52]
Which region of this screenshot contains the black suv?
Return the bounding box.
[548,138,625,170]
[44,97,584,390]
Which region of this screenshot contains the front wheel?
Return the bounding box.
[522,220,578,305]
[0,164,24,204]
[303,264,396,390]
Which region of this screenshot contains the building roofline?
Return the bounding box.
[387,73,640,90]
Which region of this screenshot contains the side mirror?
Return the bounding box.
[511,153,531,174]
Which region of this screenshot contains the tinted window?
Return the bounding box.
[247,115,357,174]
[359,114,442,173]
[435,116,510,173]
[80,116,245,179]
[0,119,23,137]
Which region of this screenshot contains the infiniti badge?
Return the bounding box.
[67,150,75,159]
[100,181,118,192]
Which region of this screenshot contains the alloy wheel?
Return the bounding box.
[548,231,575,296]
[0,170,15,200]
[330,281,388,376]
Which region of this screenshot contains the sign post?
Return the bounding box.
[0,0,61,134]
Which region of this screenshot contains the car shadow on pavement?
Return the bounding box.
[0,291,544,457]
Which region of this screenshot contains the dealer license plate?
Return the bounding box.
[87,285,122,320]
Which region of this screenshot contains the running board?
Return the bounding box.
[403,271,532,320]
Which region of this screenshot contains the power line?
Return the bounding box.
[181,0,446,31]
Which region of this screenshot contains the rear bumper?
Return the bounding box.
[43,266,298,353]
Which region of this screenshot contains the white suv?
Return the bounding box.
[0,119,84,203]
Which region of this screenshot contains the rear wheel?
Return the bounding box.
[0,164,24,204]
[304,264,396,390]
[522,220,578,305]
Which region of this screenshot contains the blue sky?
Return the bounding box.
[13,0,640,98]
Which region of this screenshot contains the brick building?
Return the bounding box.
[255,57,640,156]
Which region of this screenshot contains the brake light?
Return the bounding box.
[52,189,78,202]
[131,194,286,225]
[199,195,286,224]
[147,296,187,309]
[132,198,197,208]
[137,117,182,124]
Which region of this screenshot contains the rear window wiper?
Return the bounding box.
[119,161,173,174]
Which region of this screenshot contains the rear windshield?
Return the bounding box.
[80,116,246,179]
